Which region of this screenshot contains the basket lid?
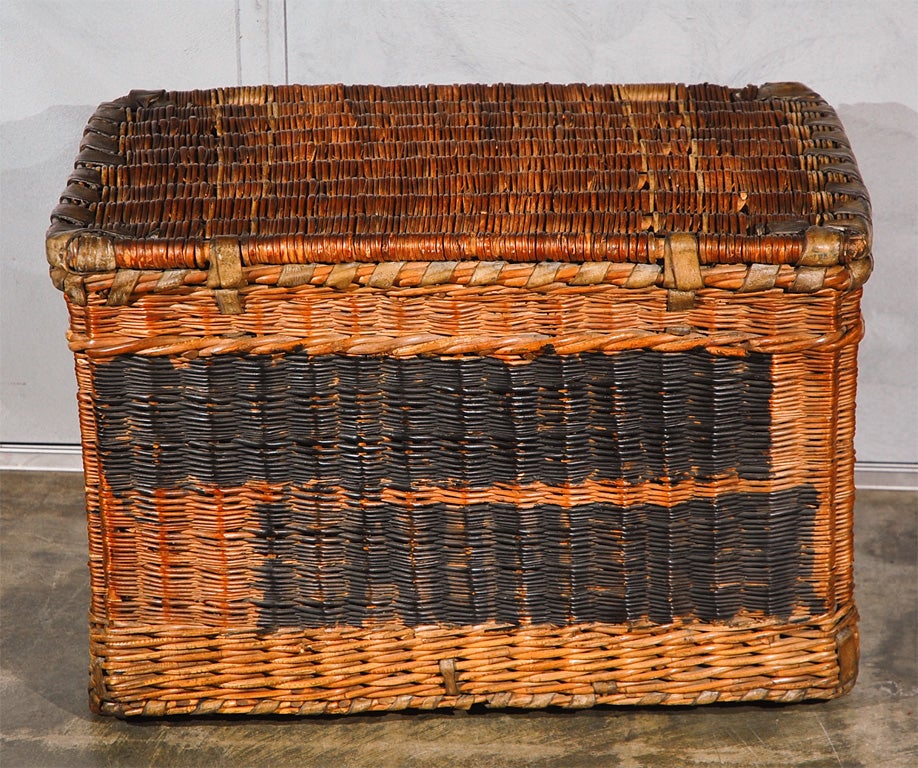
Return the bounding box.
[47,82,871,281]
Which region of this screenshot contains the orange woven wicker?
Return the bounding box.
[47,82,871,717]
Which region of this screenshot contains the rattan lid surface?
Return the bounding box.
[47,82,871,277]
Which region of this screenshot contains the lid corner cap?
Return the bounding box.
[46,229,118,273]
[45,226,75,269]
[757,82,822,101]
[799,226,843,266]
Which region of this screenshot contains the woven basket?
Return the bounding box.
[47,82,871,717]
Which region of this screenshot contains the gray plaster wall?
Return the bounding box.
[2,0,915,464]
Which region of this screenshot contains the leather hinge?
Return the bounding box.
[438,658,460,696]
[836,625,859,689]
[207,237,246,314]
[663,233,702,311]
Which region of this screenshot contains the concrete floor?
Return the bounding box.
[0,471,915,768]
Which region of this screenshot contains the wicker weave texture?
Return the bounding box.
[49,82,870,716]
[90,610,859,717]
[48,82,871,274]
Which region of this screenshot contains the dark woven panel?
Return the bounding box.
[90,350,823,628]
[250,490,820,628]
[91,349,773,492]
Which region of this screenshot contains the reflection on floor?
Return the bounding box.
[1,471,915,768]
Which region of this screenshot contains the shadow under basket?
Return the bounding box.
[47,82,870,716]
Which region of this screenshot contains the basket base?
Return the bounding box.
[89,606,857,717]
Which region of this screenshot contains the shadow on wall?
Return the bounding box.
[0,105,96,445]
[837,102,918,464]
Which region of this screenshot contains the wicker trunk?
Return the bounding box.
[47,82,871,717]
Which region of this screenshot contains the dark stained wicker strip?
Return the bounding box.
[90,349,773,492]
[94,483,821,629]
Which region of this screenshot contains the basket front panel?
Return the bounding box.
[86,348,828,630]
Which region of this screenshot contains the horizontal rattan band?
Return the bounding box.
[65,277,864,359]
[67,317,863,359]
[90,476,837,507]
[378,478,817,508]
[51,255,873,306]
[47,230,871,274]
[90,606,858,716]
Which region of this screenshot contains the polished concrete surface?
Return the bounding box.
[1,471,915,767]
